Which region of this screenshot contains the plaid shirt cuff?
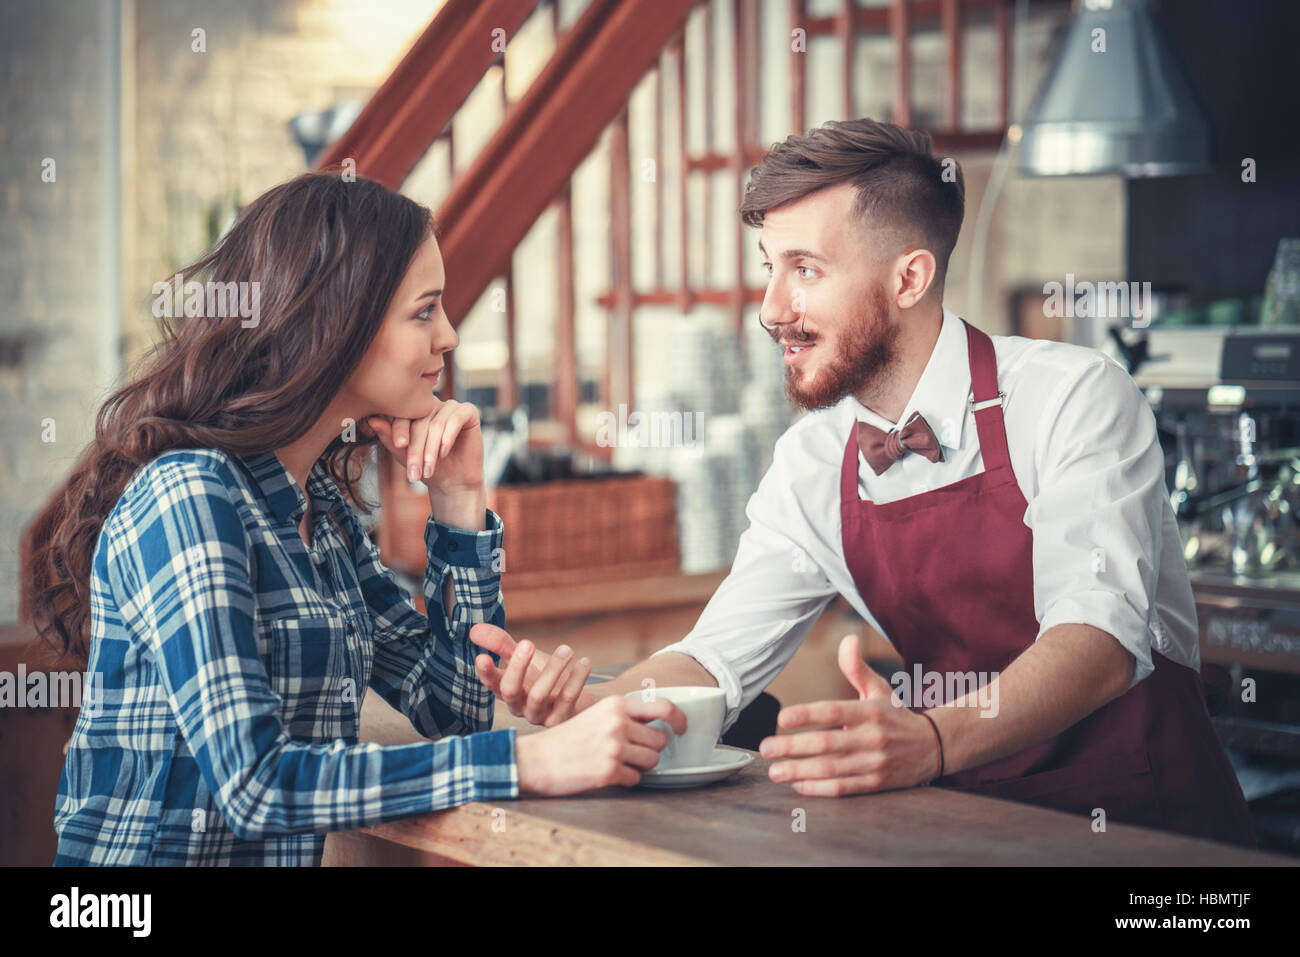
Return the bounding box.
[427,507,503,567]
[426,508,504,634]
[454,728,519,802]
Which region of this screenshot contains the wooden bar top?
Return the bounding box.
[334,675,1297,866]
[347,746,1294,867]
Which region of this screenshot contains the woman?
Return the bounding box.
[28,169,683,865]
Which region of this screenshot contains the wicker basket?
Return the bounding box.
[490,475,680,588]
[382,471,681,589]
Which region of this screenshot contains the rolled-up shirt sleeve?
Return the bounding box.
[1028,355,1165,689]
[654,439,838,733]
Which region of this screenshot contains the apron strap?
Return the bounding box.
[962,318,1012,472]
[840,420,861,504]
[841,318,1012,503]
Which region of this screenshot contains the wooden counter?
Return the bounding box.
[327,748,1293,867]
[0,623,78,866]
[329,694,1295,867]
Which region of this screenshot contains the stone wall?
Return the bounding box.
[0,0,119,623]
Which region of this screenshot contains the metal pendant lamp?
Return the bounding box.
[1017,0,1209,177]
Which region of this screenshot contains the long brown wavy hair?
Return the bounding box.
[26,168,436,664]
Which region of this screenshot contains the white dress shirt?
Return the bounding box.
[655,306,1199,733]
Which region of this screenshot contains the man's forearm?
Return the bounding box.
[927,622,1136,776]
[586,651,719,701]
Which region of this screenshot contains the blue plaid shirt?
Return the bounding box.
[53,447,517,865]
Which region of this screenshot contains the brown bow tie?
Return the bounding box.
[857,411,945,475]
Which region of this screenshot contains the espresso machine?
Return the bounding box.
[1107,325,1300,576]
[1107,323,1300,853]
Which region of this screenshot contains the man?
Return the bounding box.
[471,117,1255,847]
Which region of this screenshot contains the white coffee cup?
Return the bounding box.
[625,686,726,771]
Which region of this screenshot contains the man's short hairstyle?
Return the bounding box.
[740,117,965,289]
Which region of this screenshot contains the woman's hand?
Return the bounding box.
[367,397,484,493]
[513,695,687,795]
[369,399,487,532]
[471,624,599,727]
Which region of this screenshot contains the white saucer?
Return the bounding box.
[637,746,755,789]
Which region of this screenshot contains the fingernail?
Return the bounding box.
[579,657,590,666]
[423,463,432,479]
[556,645,572,659]
[409,466,420,482]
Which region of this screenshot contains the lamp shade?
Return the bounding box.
[1018,0,1209,177]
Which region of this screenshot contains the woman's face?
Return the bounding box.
[344,233,456,421]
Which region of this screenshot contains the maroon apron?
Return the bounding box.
[838,317,1256,847]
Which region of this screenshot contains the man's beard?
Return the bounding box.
[780,284,899,411]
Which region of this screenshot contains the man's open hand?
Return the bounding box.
[758,634,942,796]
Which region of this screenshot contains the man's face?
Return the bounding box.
[757,182,900,411]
